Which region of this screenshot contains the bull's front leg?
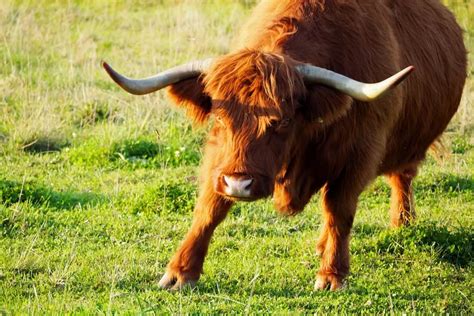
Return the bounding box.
[314,182,358,291]
[159,180,233,290]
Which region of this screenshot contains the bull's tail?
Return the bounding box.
[429,136,449,162]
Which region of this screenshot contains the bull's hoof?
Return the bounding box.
[314,273,346,291]
[158,271,197,291]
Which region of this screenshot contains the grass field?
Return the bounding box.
[0,0,473,314]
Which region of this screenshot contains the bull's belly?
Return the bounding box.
[379,102,460,174]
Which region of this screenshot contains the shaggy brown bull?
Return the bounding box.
[103,0,467,290]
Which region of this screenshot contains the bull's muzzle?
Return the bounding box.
[218,173,255,200]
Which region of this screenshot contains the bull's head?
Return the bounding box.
[103,50,413,201]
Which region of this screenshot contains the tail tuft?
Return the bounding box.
[429,137,449,162]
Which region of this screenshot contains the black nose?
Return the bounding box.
[221,174,254,198]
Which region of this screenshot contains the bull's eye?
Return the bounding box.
[269,119,279,128]
[269,118,291,131]
[279,118,291,128]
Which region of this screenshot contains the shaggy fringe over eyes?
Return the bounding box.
[204,50,306,134]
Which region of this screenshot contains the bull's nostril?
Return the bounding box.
[223,175,231,187]
[244,179,253,190]
[222,175,254,197]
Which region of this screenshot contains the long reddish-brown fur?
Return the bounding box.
[161,0,467,290]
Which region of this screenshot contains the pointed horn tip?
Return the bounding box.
[101,61,114,76]
[403,65,415,77]
[397,65,415,78]
[101,61,127,89]
[390,65,415,88]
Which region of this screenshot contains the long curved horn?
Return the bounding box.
[102,58,214,95]
[296,64,414,102]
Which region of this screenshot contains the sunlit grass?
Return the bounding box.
[0,0,472,314]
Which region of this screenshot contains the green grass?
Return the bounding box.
[0,0,473,314]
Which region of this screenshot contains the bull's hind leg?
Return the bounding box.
[387,164,418,227]
[159,180,233,290]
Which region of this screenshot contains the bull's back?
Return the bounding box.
[381,0,467,171]
[237,0,467,173]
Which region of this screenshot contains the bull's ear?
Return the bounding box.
[167,77,212,124]
[304,85,352,126]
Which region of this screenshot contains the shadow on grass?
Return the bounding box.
[125,178,197,215]
[109,137,201,169]
[21,136,70,154]
[352,223,384,237]
[13,265,45,276]
[417,174,474,194]
[370,221,473,267]
[0,178,105,210]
